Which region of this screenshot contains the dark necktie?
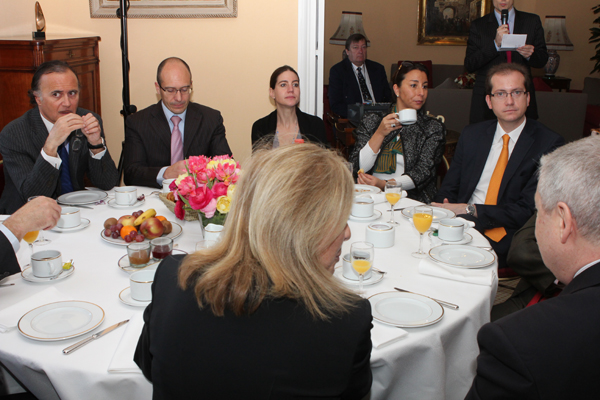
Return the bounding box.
[58,142,74,194]
[356,67,373,103]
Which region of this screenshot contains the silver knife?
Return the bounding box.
[394,287,459,310]
[63,319,129,355]
[58,203,94,209]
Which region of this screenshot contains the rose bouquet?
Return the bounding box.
[169,155,240,227]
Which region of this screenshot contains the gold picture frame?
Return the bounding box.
[89,0,237,19]
[418,0,491,45]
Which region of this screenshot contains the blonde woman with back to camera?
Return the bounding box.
[135,143,373,399]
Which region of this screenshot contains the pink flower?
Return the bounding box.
[212,182,228,197]
[199,198,217,219]
[195,171,209,185]
[186,156,210,175]
[188,186,213,210]
[177,176,196,197]
[214,162,239,184]
[174,200,185,220]
[169,180,178,191]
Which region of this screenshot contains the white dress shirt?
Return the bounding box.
[157,102,188,185]
[0,223,19,253]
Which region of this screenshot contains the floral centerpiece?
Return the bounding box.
[169,155,240,227]
[454,72,476,89]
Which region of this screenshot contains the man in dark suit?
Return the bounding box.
[0,61,118,214]
[328,33,391,118]
[433,63,564,269]
[465,0,547,124]
[124,57,232,188]
[465,135,600,399]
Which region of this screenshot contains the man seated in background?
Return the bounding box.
[0,61,118,214]
[328,33,391,118]
[433,63,563,271]
[465,136,600,399]
[124,57,232,188]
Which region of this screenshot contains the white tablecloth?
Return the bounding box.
[0,189,496,400]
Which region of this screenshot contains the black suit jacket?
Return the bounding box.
[0,107,118,214]
[124,102,232,188]
[435,119,564,262]
[465,9,548,124]
[251,108,328,147]
[0,232,20,277]
[135,255,373,400]
[465,262,600,399]
[328,58,392,118]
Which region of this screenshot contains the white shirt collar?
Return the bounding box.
[161,101,187,123]
[39,110,54,133]
[494,117,526,147]
[573,258,600,279]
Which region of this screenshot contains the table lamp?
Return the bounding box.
[329,11,369,58]
[543,16,574,76]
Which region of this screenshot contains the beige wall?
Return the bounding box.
[324,0,599,90]
[0,0,299,165]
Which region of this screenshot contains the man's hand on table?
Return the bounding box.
[164,160,188,179]
[3,197,61,242]
[431,198,476,217]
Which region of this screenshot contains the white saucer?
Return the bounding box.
[118,248,188,273]
[119,287,151,307]
[349,209,382,222]
[50,218,91,233]
[107,198,146,209]
[21,265,75,283]
[428,231,473,245]
[333,267,385,286]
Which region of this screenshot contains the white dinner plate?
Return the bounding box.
[100,221,182,246]
[21,265,75,283]
[401,206,456,221]
[50,218,91,233]
[428,231,473,245]
[118,248,188,273]
[354,184,381,195]
[107,198,146,209]
[119,287,151,307]
[348,209,382,222]
[18,301,105,341]
[429,244,496,268]
[368,291,444,328]
[57,190,107,205]
[333,267,385,286]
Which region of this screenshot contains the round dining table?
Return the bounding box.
[0,186,497,400]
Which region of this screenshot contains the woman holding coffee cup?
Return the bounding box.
[251,65,328,148]
[349,62,446,204]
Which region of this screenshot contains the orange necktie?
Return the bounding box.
[484,134,510,242]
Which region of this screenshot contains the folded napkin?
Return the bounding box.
[0,287,70,333]
[358,190,408,205]
[371,320,408,349]
[418,259,496,286]
[108,312,144,373]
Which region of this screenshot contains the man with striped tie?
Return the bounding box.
[433,63,563,271]
[124,57,232,188]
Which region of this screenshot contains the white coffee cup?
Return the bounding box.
[115,186,137,205]
[351,197,374,217]
[162,179,175,193]
[365,223,395,248]
[57,206,81,228]
[31,250,62,278]
[342,253,373,281]
[204,224,224,242]
[395,108,417,125]
[438,218,475,242]
[130,270,155,301]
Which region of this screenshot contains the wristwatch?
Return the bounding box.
[465,204,476,216]
[87,137,105,150]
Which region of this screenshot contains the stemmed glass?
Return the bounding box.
[27,196,51,245]
[23,230,39,256]
[385,181,402,224]
[350,242,374,296]
[412,206,433,258]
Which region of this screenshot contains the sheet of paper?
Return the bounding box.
[500,34,527,51]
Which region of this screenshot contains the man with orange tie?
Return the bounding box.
[433,63,563,272]
[124,57,232,188]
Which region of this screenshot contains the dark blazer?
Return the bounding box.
[465,9,548,124]
[0,107,118,214]
[135,255,373,400]
[251,108,328,147]
[0,232,20,277]
[328,58,392,118]
[465,262,600,399]
[435,119,564,262]
[124,102,232,188]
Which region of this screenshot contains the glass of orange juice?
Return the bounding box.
[412,206,433,258]
[23,230,39,256]
[27,196,51,245]
[385,181,402,224]
[350,242,374,295]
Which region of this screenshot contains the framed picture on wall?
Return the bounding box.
[89,0,237,18]
[418,0,492,45]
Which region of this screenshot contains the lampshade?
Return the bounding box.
[329,11,370,46]
[544,16,574,51]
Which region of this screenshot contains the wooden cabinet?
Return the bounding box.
[0,36,101,131]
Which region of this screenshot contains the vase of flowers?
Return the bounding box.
[168,155,240,229]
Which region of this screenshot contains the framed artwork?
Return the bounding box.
[89,0,237,19]
[418,0,491,45]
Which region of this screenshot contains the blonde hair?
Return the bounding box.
[179,143,359,320]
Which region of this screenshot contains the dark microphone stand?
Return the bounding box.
[116,0,137,185]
